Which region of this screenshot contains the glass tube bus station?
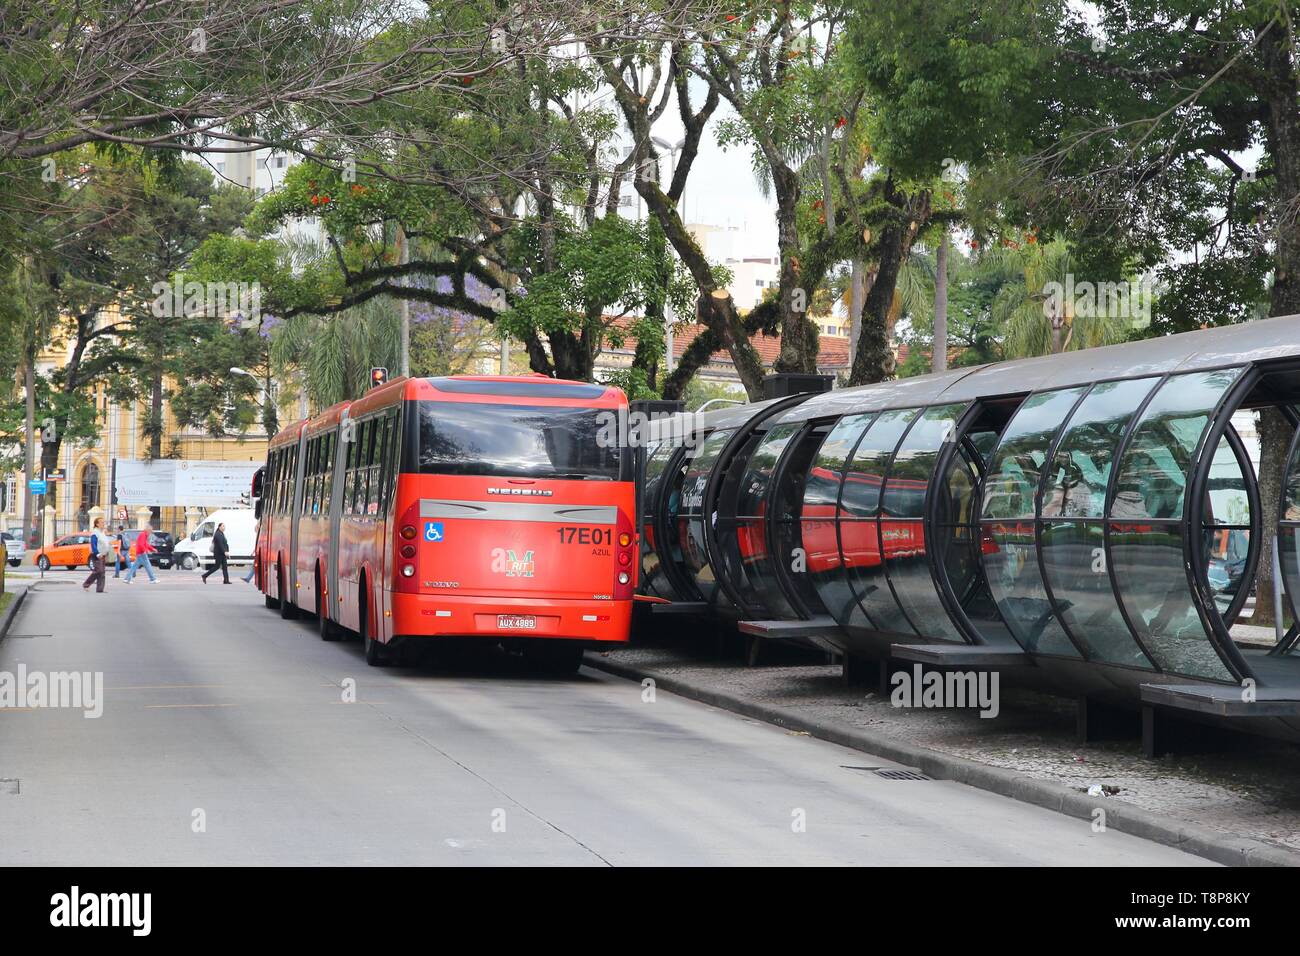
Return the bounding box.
[638,315,1300,753]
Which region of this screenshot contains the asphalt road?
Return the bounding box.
[0,570,1213,865]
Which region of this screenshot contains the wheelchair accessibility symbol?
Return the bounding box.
[424,522,444,542]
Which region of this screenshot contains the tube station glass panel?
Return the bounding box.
[1043,378,1159,518]
[639,438,672,598]
[771,424,833,616]
[1279,431,1300,639]
[984,388,1088,520]
[1111,368,1243,681]
[1202,435,1253,617]
[1041,521,1152,667]
[882,403,969,641]
[720,423,800,617]
[676,428,733,604]
[981,388,1086,658]
[1035,378,1161,666]
[936,429,1015,644]
[802,414,875,629]
[841,408,920,635]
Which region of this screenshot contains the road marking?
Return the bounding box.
[111,684,227,691]
[143,703,237,709]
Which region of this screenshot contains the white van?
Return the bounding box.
[174,508,257,570]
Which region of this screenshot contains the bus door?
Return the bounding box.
[325,418,348,622]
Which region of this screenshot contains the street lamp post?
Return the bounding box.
[651,135,686,375]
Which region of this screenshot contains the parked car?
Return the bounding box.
[1,530,25,567]
[114,530,176,569]
[32,533,96,571]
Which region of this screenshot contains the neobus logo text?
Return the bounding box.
[596,410,705,450]
[487,488,552,496]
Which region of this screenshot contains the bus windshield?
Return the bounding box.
[413,401,621,480]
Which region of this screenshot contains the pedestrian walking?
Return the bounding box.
[81,518,111,594]
[202,522,230,584]
[123,524,158,584]
[113,525,129,578]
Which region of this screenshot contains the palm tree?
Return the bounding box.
[985,239,1129,358]
[269,297,401,413]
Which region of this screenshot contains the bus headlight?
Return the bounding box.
[618,532,632,547]
[618,551,631,566]
[401,565,415,578]
[617,571,630,585]
[400,525,417,540]
[400,544,416,559]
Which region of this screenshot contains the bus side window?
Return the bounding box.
[366,418,384,515]
[319,429,330,512]
[342,427,354,515]
[383,408,400,516]
[348,421,362,515]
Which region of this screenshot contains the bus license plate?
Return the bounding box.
[498,614,536,630]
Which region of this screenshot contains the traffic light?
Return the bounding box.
[370,367,388,388]
[40,418,56,444]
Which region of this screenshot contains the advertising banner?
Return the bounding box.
[114,459,259,507]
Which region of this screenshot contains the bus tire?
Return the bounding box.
[318,595,342,641]
[360,594,388,666]
[264,593,280,610]
[278,566,298,620]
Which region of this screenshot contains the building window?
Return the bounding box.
[80,461,101,512]
[755,279,764,287]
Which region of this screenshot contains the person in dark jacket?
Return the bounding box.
[202,522,231,584]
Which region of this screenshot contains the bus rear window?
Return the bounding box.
[412,402,621,480]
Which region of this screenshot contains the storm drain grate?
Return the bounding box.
[873,769,932,781]
[0,779,19,795]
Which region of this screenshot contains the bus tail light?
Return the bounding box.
[614,513,636,599]
[395,505,421,593]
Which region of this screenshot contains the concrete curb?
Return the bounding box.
[0,584,29,645]
[584,652,1300,867]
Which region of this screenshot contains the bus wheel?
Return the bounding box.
[530,641,585,676]
[318,596,342,641]
[278,567,298,620]
[360,600,388,666]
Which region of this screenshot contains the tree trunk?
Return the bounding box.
[635,178,766,399]
[850,224,906,385]
[847,258,865,362]
[1250,25,1300,627]
[150,368,164,459]
[933,231,949,373]
[772,165,816,373]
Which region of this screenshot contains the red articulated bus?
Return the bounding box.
[257,375,637,672]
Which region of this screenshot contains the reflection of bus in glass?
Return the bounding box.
[259,376,636,671]
[798,470,930,572]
